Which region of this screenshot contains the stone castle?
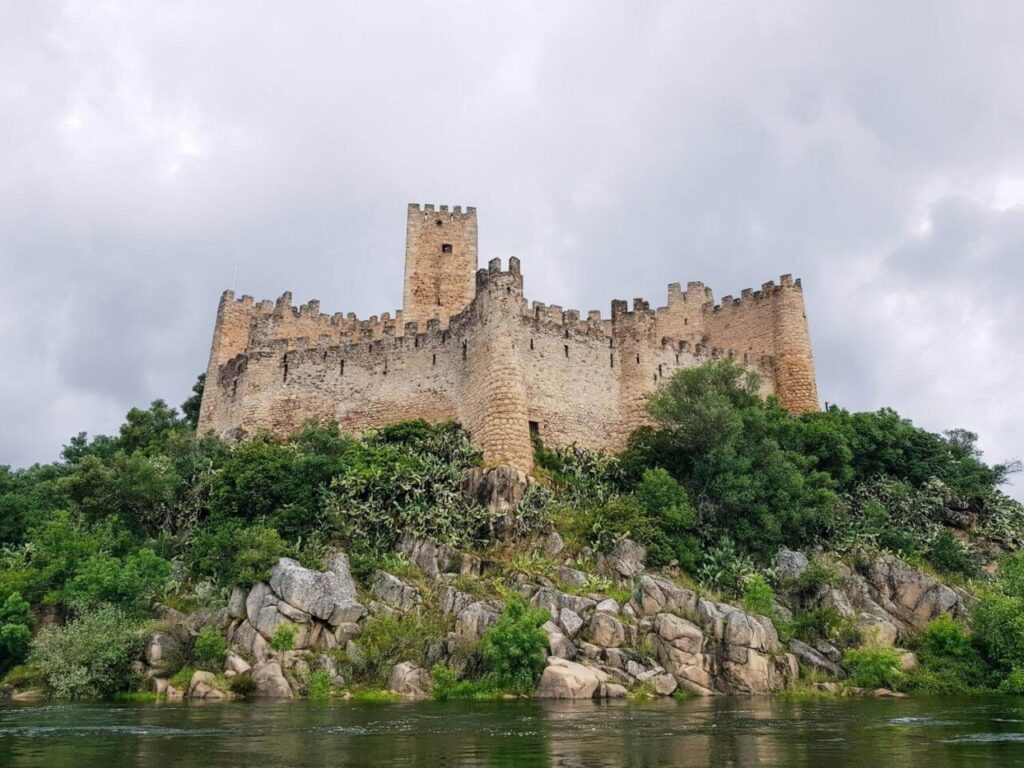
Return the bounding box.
[198,204,819,471]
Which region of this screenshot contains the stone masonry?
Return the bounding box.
[198,203,819,472]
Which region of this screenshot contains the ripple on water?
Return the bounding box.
[944,733,1024,743]
[888,716,963,726]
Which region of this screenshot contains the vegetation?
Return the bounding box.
[842,646,903,690]
[2,361,1023,700]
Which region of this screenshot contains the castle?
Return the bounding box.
[197,204,819,472]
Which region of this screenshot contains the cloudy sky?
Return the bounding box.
[2,1,1021,498]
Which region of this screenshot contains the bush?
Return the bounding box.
[307,669,332,701]
[227,673,257,697]
[789,607,861,647]
[696,539,755,595]
[741,574,775,616]
[479,599,549,694]
[170,666,195,691]
[0,592,32,675]
[430,663,492,701]
[843,646,902,689]
[28,604,144,699]
[269,624,297,652]
[903,616,991,694]
[192,626,227,670]
[347,611,449,686]
[189,521,290,587]
[926,529,979,577]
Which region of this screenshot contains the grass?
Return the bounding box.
[348,687,402,703]
[114,691,165,703]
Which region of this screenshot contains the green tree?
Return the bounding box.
[181,373,205,430]
[0,592,32,674]
[480,599,549,694]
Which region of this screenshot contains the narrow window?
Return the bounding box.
[437,298,442,306]
[564,329,570,338]
[636,354,640,364]
[609,338,613,348]
[654,373,658,383]
[529,338,534,351]
[231,379,238,397]
[383,360,388,376]
[414,336,419,348]
[340,360,345,376]
[367,343,372,352]
[441,243,452,253]
[282,354,289,382]
[684,318,688,326]
[658,364,663,377]
[610,353,614,368]
[322,350,328,361]
[442,331,448,344]
[564,344,569,358]
[432,353,436,365]
[529,420,540,441]
[462,340,467,360]
[675,353,680,364]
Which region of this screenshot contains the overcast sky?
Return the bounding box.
[2,1,1021,499]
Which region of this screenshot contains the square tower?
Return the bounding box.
[402,203,478,326]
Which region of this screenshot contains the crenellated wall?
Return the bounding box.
[197,203,819,471]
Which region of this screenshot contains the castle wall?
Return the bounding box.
[198,203,819,471]
[701,274,819,412]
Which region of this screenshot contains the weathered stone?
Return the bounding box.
[246,582,273,627]
[555,567,589,589]
[864,554,966,630]
[542,531,565,557]
[150,677,169,694]
[371,572,422,613]
[270,557,364,626]
[400,534,458,580]
[227,586,248,619]
[598,538,646,580]
[589,612,626,648]
[634,575,699,618]
[651,673,678,696]
[224,651,252,676]
[789,639,843,678]
[251,660,293,698]
[774,549,810,583]
[531,587,597,622]
[439,586,474,616]
[453,601,501,643]
[188,670,219,699]
[595,598,620,615]
[144,631,182,671]
[275,601,312,623]
[388,662,433,698]
[464,465,529,515]
[558,608,584,638]
[536,657,609,699]
[600,682,628,698]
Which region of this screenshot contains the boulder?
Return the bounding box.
[270,557,365,626]
[864,554,967,630]
[188,670,219,699]
[774,549,810,583]
[600,683,628,698]
[227,586,248,620]
[542,531,565,557]
[400,535,458,581]
[788,639,844,678]
[144,631,182,671]
[555,567,590,589]
[464,465,529,514]
[589,613,626,648]
[246,582,274,626]
[251,660,293,698]
[558,608,584,638]
[598,539,646,580]
[453,601,501,643]
[371,572,422,613]
[536,657,609,699]
[531,587,597,623]
[225,651,252,676]
[634,575,699,618]
[439,586,474,617]
[650,673,678,696]
[388,662,433,698]
[232,619,269,661]
[595,598,620,615]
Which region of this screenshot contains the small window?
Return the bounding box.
[529,421,540,440]
[441,243,453,253]
[564,344,569,358]
[435,219,443,227]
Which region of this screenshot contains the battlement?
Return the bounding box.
[198,203,819,471]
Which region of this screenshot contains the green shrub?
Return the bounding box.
[789,607,861,647]
[347,611,449,686]
[697,539,755,595]
[192,626,227,670]
[794,560,838,595]
[998,668,1024,694]
[307,669,332,701]
[903,616,991,694]
[926,529,978,577]
[2,664,43,689]
[480,599,549,695]
[28,604,144,699]
[226,673,256,697]
[189,521,290,587]
[741,574,775,616]
[0,592,32,675]
[170,665,195,690]
[269,624,297,652]
[431,663,492,701]
[843,646,902,689]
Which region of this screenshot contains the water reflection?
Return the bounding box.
[1,696,1023,767]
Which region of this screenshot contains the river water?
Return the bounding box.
[2,696,1024,767]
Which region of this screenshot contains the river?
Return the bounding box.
[2,696,1023,767]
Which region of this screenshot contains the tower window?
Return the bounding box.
[435,219,442,227]
[529,421,540,440]
[441,243,453,253]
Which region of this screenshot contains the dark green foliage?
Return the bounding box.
[0,592,32,675]
[227,673,257,697]
[181,374,205,430]
[479,599,549,694]
[788,607,861,647]
[28,604,144,699]
[843,646,903,689]
[188,520,290,587]
[431,663,493,700]
[903,616,991,694]
[347,611,449,686]
[741,574,775,616]
[192,626,227,670]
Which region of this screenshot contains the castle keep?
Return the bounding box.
[198,204,819,471]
